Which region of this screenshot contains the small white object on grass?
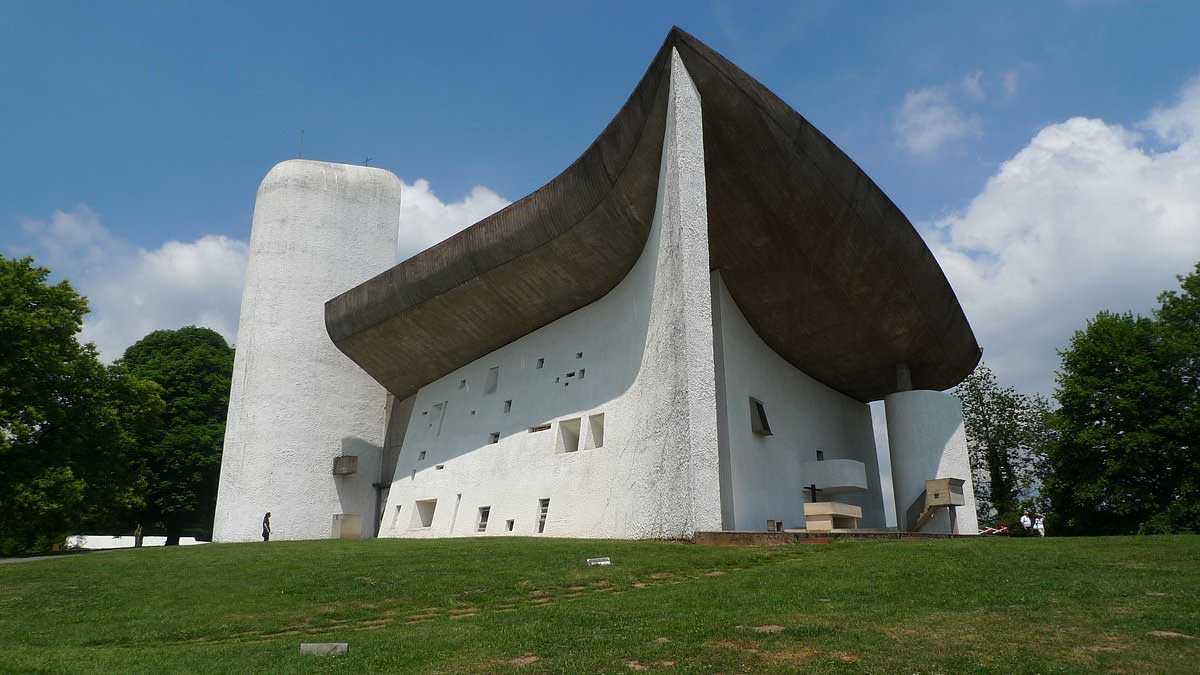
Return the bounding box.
[300,643,348,656]
[587,557,612,566]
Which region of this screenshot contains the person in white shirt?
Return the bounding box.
[1034,514,1046,537]
[1020,511,1033,534]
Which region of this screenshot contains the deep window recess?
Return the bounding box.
[488,432,500,444]
[537,498,550,533]
[485,366,499,394]
[432,401,448,436]
[418,451,427,461]
[435,464,445,470]
[557,418,581,453]
[529,423,550,433]
[413,499,437,528]
[458,379,467,389]
[476,506,490,532]
[578,368,585,380]
[585,413,605,450]
[504,400,512,413]
[506,519,515,532]
[816,449,825,461]
[576,352,583,359]
[749,397,772,436]
[536,358,545,369]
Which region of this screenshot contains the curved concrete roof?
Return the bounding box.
[325,28,980,403]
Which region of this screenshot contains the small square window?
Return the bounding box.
[749,397,772,436]
[536,358,545,369]
[413,499,437,528]
[504,400,512,413]
[578,368,585,379]
[418,451,427,461]
[488,432,500,444]
[816,449,825,461]
[435,464,445,470]
[506,519,515,532]
[576,352,583,359]
[458,379,467,389]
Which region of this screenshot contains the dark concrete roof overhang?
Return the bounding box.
[324,28,981,403]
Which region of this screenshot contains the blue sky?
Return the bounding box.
[3,1,1200,396]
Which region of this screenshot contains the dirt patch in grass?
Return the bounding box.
[752,625,785,634]
[1149,630,1194,639]
[508,655,540,666]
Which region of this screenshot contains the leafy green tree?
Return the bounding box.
[954,363,1052,522]
[1,255,162,554]
[1045,263,1200,535]
[119,327,234,544]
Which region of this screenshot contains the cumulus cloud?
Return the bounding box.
[926,76,1200,396]
[396,180,510,261]
[17,206,249,361]
[8,181,510,362]
[894,87,982,155]
[961,71,985,101]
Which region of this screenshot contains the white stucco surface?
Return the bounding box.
[377,50,721,540]
[884,390,979,534]
[710,273,885,531]
[213,160,399,542]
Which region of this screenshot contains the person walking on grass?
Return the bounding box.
[1020,511,1032,535]
[1034,514,1046,537]
[262,512,271,542]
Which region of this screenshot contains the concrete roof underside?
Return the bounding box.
[325,28,981,404]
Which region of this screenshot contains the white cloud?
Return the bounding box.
[894,87,982,155]
[926,76,1200,396]
[396,180,509,261]
[1002,70,1020,98]
[10,180,510,361]
[961,70,985,101]
[17,206,249,361]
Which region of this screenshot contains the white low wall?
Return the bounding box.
[213,160,400,542]
[884,389,979,534]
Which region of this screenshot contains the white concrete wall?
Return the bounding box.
[213,160,400,542]
[378,50,721,540]
[884,390,979,535]
[710,273,885,531]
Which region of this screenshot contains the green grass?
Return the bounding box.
[1,536,1198,673]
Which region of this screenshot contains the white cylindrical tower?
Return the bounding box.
[884,390,979,535]
[213,160,400,542]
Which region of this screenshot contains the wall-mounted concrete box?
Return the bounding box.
[332,513,362,539]
[925,478,966,507]
[332,455,358,476]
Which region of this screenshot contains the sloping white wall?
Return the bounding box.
[213,160,399,542]
[378,50,721,540]
[711,272,885,531]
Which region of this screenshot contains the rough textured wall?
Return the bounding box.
[213,160,400,542]
[884,390,979,535]
[378,50,721,540]
[711,273,884,531]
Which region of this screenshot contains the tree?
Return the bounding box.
[954,363,1051,522]
[118,327,234,544]
[0,255,162,554]
[1044,263,1200,535]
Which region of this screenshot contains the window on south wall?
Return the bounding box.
[485,366,500,395]
[749,397,772,436]
[476,506,490,532]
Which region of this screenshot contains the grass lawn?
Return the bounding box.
[1,535,1198,673]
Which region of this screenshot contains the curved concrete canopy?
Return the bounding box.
[325,27,980,403]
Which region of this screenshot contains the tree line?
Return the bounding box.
[957,263,1199,535]
[1,254,232,555]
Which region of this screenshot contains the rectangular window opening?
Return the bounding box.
[816,449,825,461]
[484,366,499,395]
[418,450,427,461]
[585,413,605,450]
[506,519,515,532]
[536,358,545,369]
[557,418,581,453]
[537,498,550,534]
[749,397,772,436]
[529,423,550,433]
[432,401,448,436]
[458,379,467,389]
[476,506,490,532]
[435,464,445,470]
[412,499,437,528]
[504,400,512,413]
[488,432,500,445]
[576,351,583,358]
[578,368,585,379]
